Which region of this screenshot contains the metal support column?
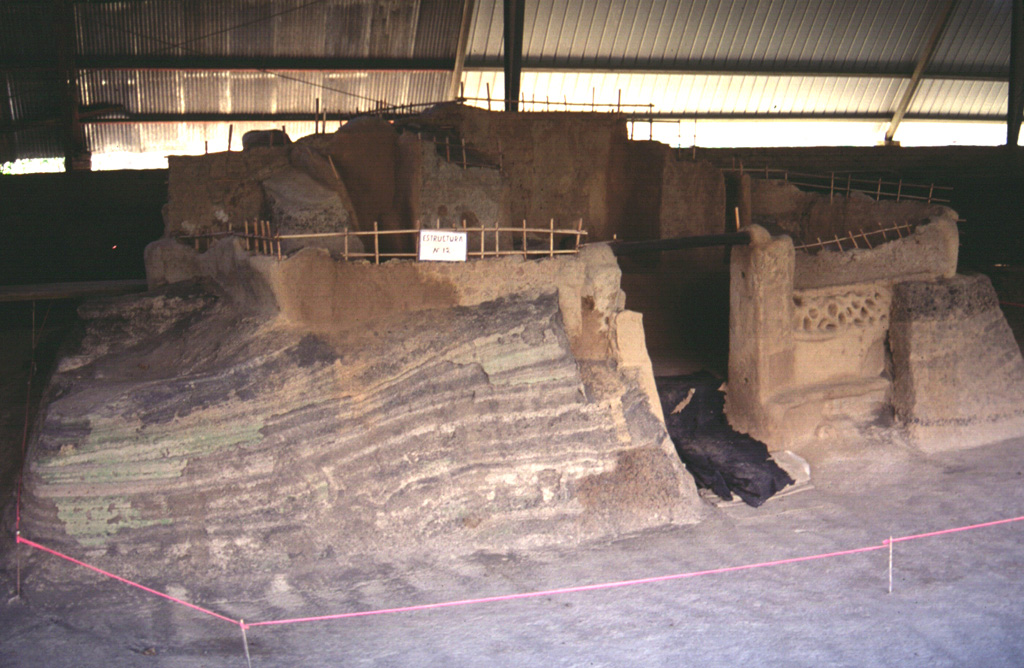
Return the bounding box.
[55,0,89,170]
[1009,0,1024,145]
[503,0,524,112]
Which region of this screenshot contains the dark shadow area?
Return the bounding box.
[0,170,166,286]
[656,372,793,507]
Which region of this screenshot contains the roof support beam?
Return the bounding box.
[1,56,455,72]
[503,0,524,112]
[76,111,1008,125]
[448,0,475,100]
[460,63,1003,83]
[1010,0,1024,145]
[884,0,959,145]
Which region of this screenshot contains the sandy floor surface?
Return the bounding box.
[3,286,1024,668]
[2,428,1023,667]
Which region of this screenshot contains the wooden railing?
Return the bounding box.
[721,165,952,205]
[792,222,919,252]
[178,218,588,263]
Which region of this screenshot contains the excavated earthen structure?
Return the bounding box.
[17,238,702,609]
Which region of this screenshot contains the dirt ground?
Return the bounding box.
[2,282,1024,667]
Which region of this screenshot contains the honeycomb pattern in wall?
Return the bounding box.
[793,288,890,334]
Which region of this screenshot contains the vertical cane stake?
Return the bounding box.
[888,538,893,594]
[373,221,380,264]
[241,621,253,668]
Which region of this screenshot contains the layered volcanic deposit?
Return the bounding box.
[16,241,701,604]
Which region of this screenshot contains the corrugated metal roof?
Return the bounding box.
[86,120,322,155]
[78,69,449,116]
[929,0,1011,77]
[466,0,999,75]
[1,0,1018,162]
[463,70,917,117]
[908,78,1007,117]
[74,0,432,59]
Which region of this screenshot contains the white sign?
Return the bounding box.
[418,230,468,262]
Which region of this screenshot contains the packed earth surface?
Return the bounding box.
[2,286,1024,666]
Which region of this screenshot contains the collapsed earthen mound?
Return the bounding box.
[16,242,700,602]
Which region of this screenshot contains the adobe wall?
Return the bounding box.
[751,178,947,244]
[890,275,1024,450]
[723,210,1019,455]
[620,153,729,373]
[406,104,630,242]
[165,148,290,236]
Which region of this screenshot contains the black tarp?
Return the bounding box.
[657,373,793,507]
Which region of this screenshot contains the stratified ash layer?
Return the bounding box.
[16,270,698,603]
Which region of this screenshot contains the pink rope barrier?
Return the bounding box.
[245,543,888,629]
[15,536,241,627]
[885,515,1024,544]
[14,513,1024,631]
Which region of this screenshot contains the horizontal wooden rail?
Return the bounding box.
[176,218,589,264]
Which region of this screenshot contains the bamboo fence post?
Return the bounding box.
[327,155,341,183]
[494,224,499,257]
[315,98,320,134]
[833,234,843,251]
[876,178,882,201]
[896,179,903,202]
[373,221,380,264]
[343,227,349,261]
[486,82,491,111]
[522,219,527,259]
[848,231,859,249]
[480,222,485,258]
[461,137,467,169]
[928,183,935,204]
[549,218,555,258]
[228,124,233,151]
[276,229,281,260]
[894,223,903,239]
[415,219,421,259]
[243,220,250,251]
[829,172,834,203]
[575,217,583,250]
[846,174,851,197]
[861,229,873,249]
[445,135,451,163]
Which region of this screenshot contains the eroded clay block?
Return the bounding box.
[890,274,1024,449]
